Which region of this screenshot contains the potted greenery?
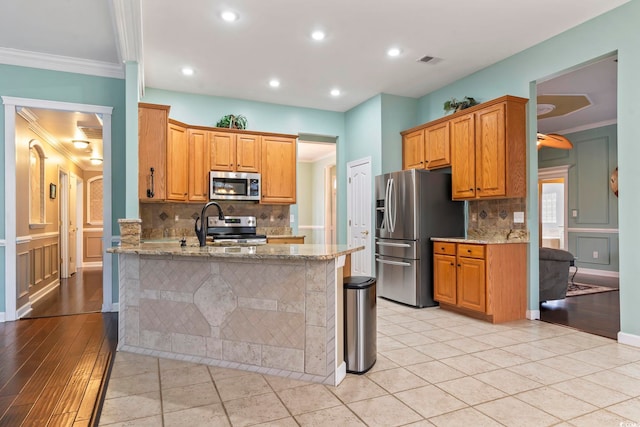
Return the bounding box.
[443,97,478,114]
[216,114,248,129]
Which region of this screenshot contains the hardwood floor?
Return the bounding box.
[27,269,103,318]
[0,313,117,427]
[540,286,620,340]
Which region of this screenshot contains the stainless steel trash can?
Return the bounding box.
[344,276,377,374]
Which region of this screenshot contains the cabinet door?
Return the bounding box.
[450,113,476,199]
[209,132,235,171]
[434,254,457,305]
[457,256,486,313]
[425,122,450,169]
[138,105,168,200]
[166,123,188,201]
[475,103,506,198]
[402,130,425,170]
[236,133,261,172]
[188,129,210,202]
[261,136,296,204]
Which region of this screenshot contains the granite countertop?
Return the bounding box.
[431,237,528,244]
[108,241,362,260]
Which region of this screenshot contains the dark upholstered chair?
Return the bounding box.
[539,248,575,302]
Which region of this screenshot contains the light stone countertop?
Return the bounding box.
[108,241,362,260]
[431,237,529,244]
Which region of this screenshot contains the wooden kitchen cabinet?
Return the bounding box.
[209,131,261,173]
[451,96,527,200]
[261,135,296,204]
[401,122,451,170]
[166,121,188,201]
[138,103,169,200]
[187,128,210,202]
[433,241,526,323]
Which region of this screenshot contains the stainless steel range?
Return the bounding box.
[206,215,267,244]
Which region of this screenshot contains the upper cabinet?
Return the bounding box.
[401,121,451,170]
[138,103,298,204]
[166,121,189,201]
[261,136,296,204]
[209,131,261,173]
[138,103,169,200]
[402,95,527,200]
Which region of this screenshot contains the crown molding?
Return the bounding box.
[0,47,124,79]
[17,107,84,170]
[553,119,617,136]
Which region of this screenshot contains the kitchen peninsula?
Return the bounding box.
[109,242,362,385]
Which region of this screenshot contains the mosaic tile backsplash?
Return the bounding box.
[467,197,529,242]
[140,202,291,239]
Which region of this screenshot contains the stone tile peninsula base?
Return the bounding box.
[110,243,362,385]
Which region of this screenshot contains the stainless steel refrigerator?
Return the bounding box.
[375,169,464,307]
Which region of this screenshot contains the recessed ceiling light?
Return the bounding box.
[90,157,103,165]
[387,47,402,57]
[269,79,280,88]
[311,30,325,41]
[221,10,239,22]
[181,67,194,76]
[330,89,341,97]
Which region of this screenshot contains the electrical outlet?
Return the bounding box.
[174,215,179,221]
[513,212,525,223]
[290,214,294,223]
[593,251,599,259]
[572,209,578,218]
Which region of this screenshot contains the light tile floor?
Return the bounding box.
[99,298,640,426]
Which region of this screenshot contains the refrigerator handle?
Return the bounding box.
[383,178,391,230]
[389,178,396,232]
[376,241,411,248]
[375,257,412,267]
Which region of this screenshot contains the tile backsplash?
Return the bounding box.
[140,201,290,239]
[467,198,529,241]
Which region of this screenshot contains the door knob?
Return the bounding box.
[361,230,369,236]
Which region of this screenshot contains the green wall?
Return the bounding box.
[381,94,418,174]
[0,64,126,311]
[416,0,640,336]
[539,125,618,272]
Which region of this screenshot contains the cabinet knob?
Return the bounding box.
[450,262,454,266]
[467,249,472,253]
[457,264,461,267]
[476,187,481,191]
[237,163,240,166]
[440,247,445,250]
[469,188,473,191]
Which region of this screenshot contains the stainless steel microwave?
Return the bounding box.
[209,171,261,201]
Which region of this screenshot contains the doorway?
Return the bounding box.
[536,54,619,338]
[3,97,113,322]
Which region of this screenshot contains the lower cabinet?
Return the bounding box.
[433,241,526,323]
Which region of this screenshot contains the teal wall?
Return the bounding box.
[0,64,126,311]
[381,94,419,174]
[344,95,382,177]
[416,0,640,336]
[539,125,618,272]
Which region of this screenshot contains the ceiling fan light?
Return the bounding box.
[536,133,573,150]
[90,157,103,165]
[72,139,90,149]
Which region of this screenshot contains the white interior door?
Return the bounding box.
[59,170,69,278]
[347,158,372,276]
[69,174,78,275]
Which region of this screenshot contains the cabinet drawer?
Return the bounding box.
[433,242,456,255]
[458,244,485,259]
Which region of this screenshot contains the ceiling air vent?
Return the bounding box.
[77,121,102,139]
[416,55,441,64]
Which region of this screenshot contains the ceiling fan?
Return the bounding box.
[536,133,573,150]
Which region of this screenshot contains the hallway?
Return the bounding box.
[26,268,103,318]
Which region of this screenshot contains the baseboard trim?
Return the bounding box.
[527,309,541,320]
[0,312,5,322]
[82,262,104,268]
[29,279,60,307]
[618,332,640,348]
[335,362,347,385]
[16,303,33,319]
[571,267,619,278]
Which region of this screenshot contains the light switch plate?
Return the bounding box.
[290,214,294,223]
[572,209,578,217]
[513,212,525,223]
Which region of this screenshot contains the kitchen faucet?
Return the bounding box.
[194,201,225,247]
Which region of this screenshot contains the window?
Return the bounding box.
[29,140,46,225]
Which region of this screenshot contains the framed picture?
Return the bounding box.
[49,183,57,199]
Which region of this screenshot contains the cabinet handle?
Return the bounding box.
[147,167,155,198]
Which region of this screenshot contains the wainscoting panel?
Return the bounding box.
[44,244,52,280]
[85,234,103,260]
[17,250,30,299]
[32,247,44,286]
[51,242,59,276]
